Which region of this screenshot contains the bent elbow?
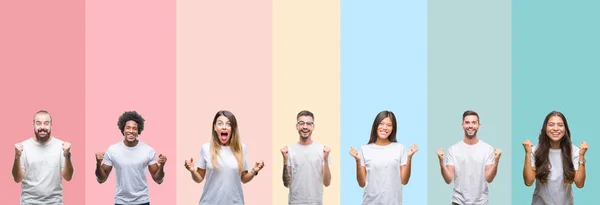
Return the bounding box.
[358,182,365,188]
[576,182,584,189]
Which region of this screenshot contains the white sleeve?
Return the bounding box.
[485,146,495,165]
[242,145,250,172]
[148,148,158,165]
[573,146,580,171]
[102,149,113,167]
[20,148,27,172]
[445,147,454,166]
[359,147,366,167]
[197,145,207,169]
[400,144,408,166]
[530,146,536,168]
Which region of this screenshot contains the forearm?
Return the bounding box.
[439,159,452,184]
[523,152,535,186]
[401,157,412,185]
[153,166,165,184]
[355,159,365,187]
[190,170,204,183]
[486,161,499,183]
[62,157,74,181]
[323,161,331,187]
[95,163,107,183]
[241,170,256,184]
[12,157,24,183]
[574,155,586,188]
[282,161,291,188]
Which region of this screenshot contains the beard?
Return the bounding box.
[464,129,477,139]
[299,130,311,140]
[35,128,51,142]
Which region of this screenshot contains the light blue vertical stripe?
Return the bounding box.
[341,1,427,204]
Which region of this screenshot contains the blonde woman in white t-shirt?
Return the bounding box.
[523,111,588,205]
[349,110,418,205]
[184,110,265,205]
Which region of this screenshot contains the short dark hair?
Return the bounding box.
[462,110,480,123]
[297,110,314,121]
[117,111,145,135]
[33,110,52,124]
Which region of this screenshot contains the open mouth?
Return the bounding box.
[220,130,229,141]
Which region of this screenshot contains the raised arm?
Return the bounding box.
[12,143,25,183]
[485,148,502,183]
[437,148,454,184]
[95,152,112,183]
[401,143,418,185]
[574,141,588,188]
[350,147,366,188]
[61,142,74,181]
[522,140,535,186]
[149,154,166,184]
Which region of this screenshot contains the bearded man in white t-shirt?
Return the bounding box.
[281,110,332,205]
[436,110,503,205]
[95,111,167,205]
[12,110,74,205]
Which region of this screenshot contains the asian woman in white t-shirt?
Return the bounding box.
[184,110,265,205]
[522,111,588,205]
[349,110,418,205]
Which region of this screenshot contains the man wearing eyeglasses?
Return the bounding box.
[280,110,332,205]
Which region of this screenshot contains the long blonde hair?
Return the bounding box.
[210,110,244,173]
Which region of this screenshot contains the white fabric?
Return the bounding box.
[445,140,494,205]
[20,137,66,205]
[287,142,331,205]
[359,142,408,205]
[531,145,580,205]
[102,141,157,204]
[197,143,250,205]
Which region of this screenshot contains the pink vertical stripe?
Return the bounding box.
[0,0,85,204]
[176,0,272,204]
[85,0,176,204]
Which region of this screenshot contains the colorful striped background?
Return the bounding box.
[1,0,598,204]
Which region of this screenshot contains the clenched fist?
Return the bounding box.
[408,143,418,157]
[280,146,289,160]
[349,147,360,161]
[522,140,533,153]
[62,142,71,154]
[579,141,589,157]
[157,154,167,168]
[15,143,24,158]
[184,158,195,172]
[323,146,331,161]
[95,152,105,165]
[494,148,503,161]
[436,148,444,161]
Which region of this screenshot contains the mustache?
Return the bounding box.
[36,128,49,133]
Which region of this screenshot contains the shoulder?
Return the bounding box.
[449,141,462,151]
[107,141,123,151]
[20,138,33,145]
[201,143,211,151]
[52,137,65,144]
[139,141,156,152]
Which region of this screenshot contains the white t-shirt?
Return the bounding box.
[446,140,495,205]
[197,143,250,205]
[102,141,158,204]
[19,137,66,205]
[530,145,580,205]
[287,142,331,205]
[359,142,408,205]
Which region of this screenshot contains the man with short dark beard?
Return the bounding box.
[281,110,332,205]
[436,110,502,205]
[12,110,74,205]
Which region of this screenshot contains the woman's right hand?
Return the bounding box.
[184,158,195,172]
[349,147,360,161]
[522,140,533,153]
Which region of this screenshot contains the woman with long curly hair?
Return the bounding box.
[523,111,589,205]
